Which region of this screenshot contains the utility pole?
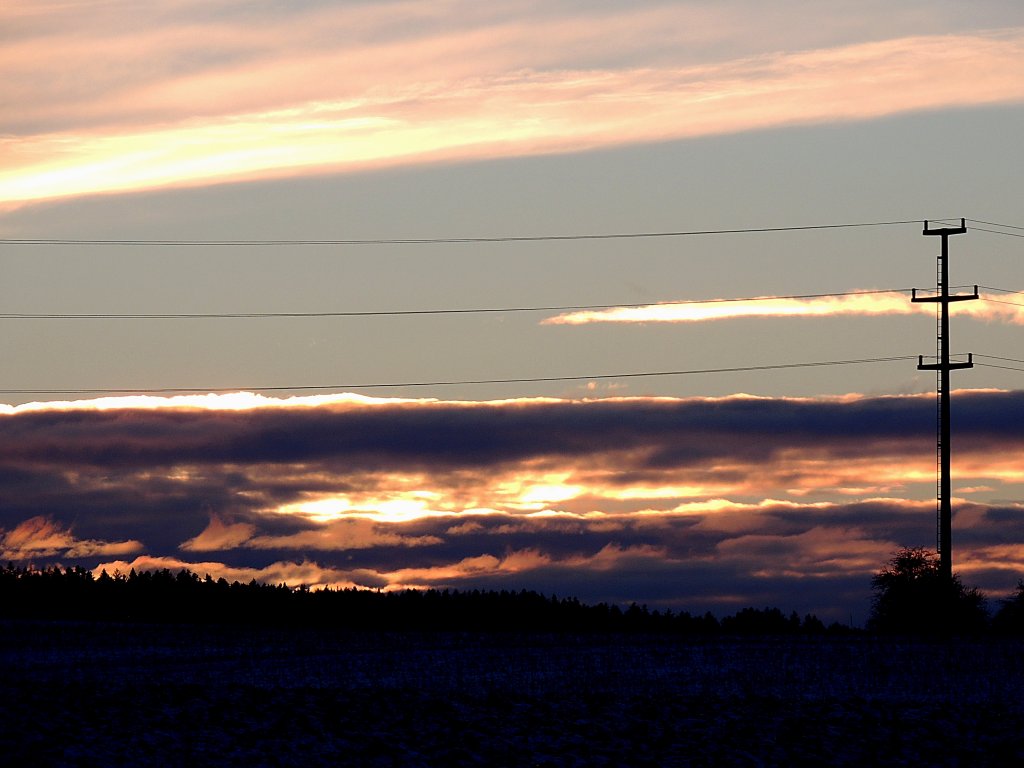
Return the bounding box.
[912,218,977,581]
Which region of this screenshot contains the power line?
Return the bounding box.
[981,297,1024,309]
[0,219,928,247]
[964,226,1024,239]
[0,288,913,320]
[929,218,1024,239]
[0,354,918,395]
[944,286,1024,309]
[976,354,1024,365]
[967,218,1024,232]
[977,286,1024,307]
[974,364,1024,374]
[972,354,1024,372]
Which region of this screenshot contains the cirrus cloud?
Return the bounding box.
[2,1,1023,205]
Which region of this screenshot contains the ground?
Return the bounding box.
[1,622,1022,766]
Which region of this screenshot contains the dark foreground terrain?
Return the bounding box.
[1,622,1022,767]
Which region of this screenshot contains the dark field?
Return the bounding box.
[1,622,1022,766]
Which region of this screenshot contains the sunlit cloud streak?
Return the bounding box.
[545,292,1024,325]
[181,515,443,552]
[2,1,1023,206]
[0,391,427,415]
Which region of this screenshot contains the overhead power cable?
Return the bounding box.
[975,354,1024,365]
[981,297,1024,308]
[967,218,1024,232]
[974,354,1024,374]
[927,218,1024,239]
[0,355,917,395]
[976,363,1024,373]
[0,219,928,247]
[975,286,1024,308]
[0,288,913,320]
[964,226,1024,239]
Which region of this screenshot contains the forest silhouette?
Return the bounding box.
[4,552,1023,634]
[0,563,844,634]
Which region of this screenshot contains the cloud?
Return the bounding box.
[544,291,1024,325]
[92,555,388,590]
[0,390,1019,518]
[1,515,143,561]
[90,496,1024,622]
[2,389,1021,620]
[179,515,257,551]
[376,542,672,590]
[3,7,1023,205]
[181,514,444,552]
[0,391,423,416]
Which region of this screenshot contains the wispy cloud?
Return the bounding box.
[545,291,1024,325]
[90,554,384,591]
[181,514,444,552]
[2,0,1022,205]
[1,516,142,561]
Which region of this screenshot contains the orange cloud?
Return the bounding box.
[369,543,669,590]
[181,514,443,552]
[2,516,143,560]
[95,544,664,593]
[92,555,383,590]
[716,526,898,578]
[3,25,1023,205]
[179,515,257,551]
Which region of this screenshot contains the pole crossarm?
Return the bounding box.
[917,353,974,371]
[922,219,967,236]
[911,286,979,303]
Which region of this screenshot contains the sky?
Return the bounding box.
[1,0,1023,623]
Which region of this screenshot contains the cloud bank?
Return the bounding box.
[0,389,1021,621]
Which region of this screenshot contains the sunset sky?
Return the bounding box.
[1,0,1023,622]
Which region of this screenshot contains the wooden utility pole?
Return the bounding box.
[912,218,976,581]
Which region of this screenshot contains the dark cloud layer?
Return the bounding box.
[1,390,1022,623]
[0,391,964,469]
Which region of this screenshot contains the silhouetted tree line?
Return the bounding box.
[0,564,850,635]
[5,549,1021,635]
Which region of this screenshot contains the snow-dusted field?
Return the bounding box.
[1,622,1022,766]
